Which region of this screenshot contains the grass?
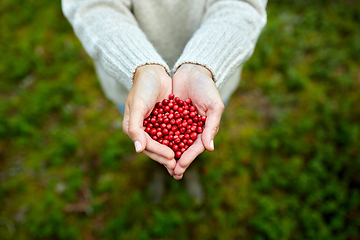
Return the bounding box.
[1,0,359,239]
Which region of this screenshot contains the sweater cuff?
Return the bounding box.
[173,24,253,90]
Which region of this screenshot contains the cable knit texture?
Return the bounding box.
[62,0,267,104]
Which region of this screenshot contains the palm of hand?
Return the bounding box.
[170,64,224,179]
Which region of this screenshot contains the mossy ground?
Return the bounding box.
[1,1,359,239]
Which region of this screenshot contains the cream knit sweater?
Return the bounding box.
[62,0,267,104]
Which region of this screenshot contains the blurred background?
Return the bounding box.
[1,0,359,239]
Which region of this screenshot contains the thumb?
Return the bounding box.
[124,104,148,153]
[201,102,224,152]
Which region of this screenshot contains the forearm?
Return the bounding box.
[62,0,170,91]
[173,0,267,89]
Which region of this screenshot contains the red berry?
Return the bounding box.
[175,113,181,119]
[175,118,182,125]
[180,127,186,133]
[162,99,169,105]
[156,102,163,108]
[156,132,163,138]
[190,132,198,140]
[172,145,179,151]
[144,95,206,157]
[174,138,181,144]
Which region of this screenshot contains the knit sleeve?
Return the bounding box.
[173,0,267,90]
[62,0,170,91]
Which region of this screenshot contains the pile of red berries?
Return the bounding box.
[143,94,206,159]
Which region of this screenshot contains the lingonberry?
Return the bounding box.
[143,94,206,160]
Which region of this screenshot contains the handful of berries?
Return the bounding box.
[143,94,206,159]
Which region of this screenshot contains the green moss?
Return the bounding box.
[1,0,360,239]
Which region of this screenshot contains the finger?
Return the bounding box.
[127,104,148,153]
[145,134,175,160]
[122,103,131,135]
[174,138,205,176]
[201,102,224,152]
[143,150,177,169]
[173,174,183,180]
[164,165,174,176]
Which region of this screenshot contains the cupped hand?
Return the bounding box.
[171,64,224,180]
[122,64,176,170]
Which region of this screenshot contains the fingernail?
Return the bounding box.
[210,140,214,150]
[134,141,142,152]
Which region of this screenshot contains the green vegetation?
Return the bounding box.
[1,0,359,239]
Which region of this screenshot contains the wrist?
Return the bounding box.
[176,63,213,79]
[134,64,169,83]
